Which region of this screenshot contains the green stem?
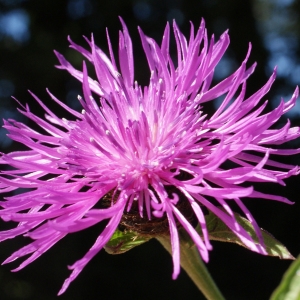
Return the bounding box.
[157,230,225,300]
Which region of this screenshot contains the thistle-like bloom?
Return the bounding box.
[0,19,299,295]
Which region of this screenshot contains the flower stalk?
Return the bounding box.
[157,230,225,300]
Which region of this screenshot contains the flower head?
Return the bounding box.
[0,18,299,294]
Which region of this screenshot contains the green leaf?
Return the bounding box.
[104,229,151,254]
[270,254,300,300]
[201,210,294,260]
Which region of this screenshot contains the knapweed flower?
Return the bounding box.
[0,18,299,295]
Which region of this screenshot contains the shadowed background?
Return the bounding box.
[0,0,300,299]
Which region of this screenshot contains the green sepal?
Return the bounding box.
[270,254,300,300]
[104,229,151,254]
[105,209,294,260]
[200,210,294,260]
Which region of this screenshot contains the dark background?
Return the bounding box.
[0,0,300,299]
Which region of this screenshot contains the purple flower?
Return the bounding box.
[0,18,299,295]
